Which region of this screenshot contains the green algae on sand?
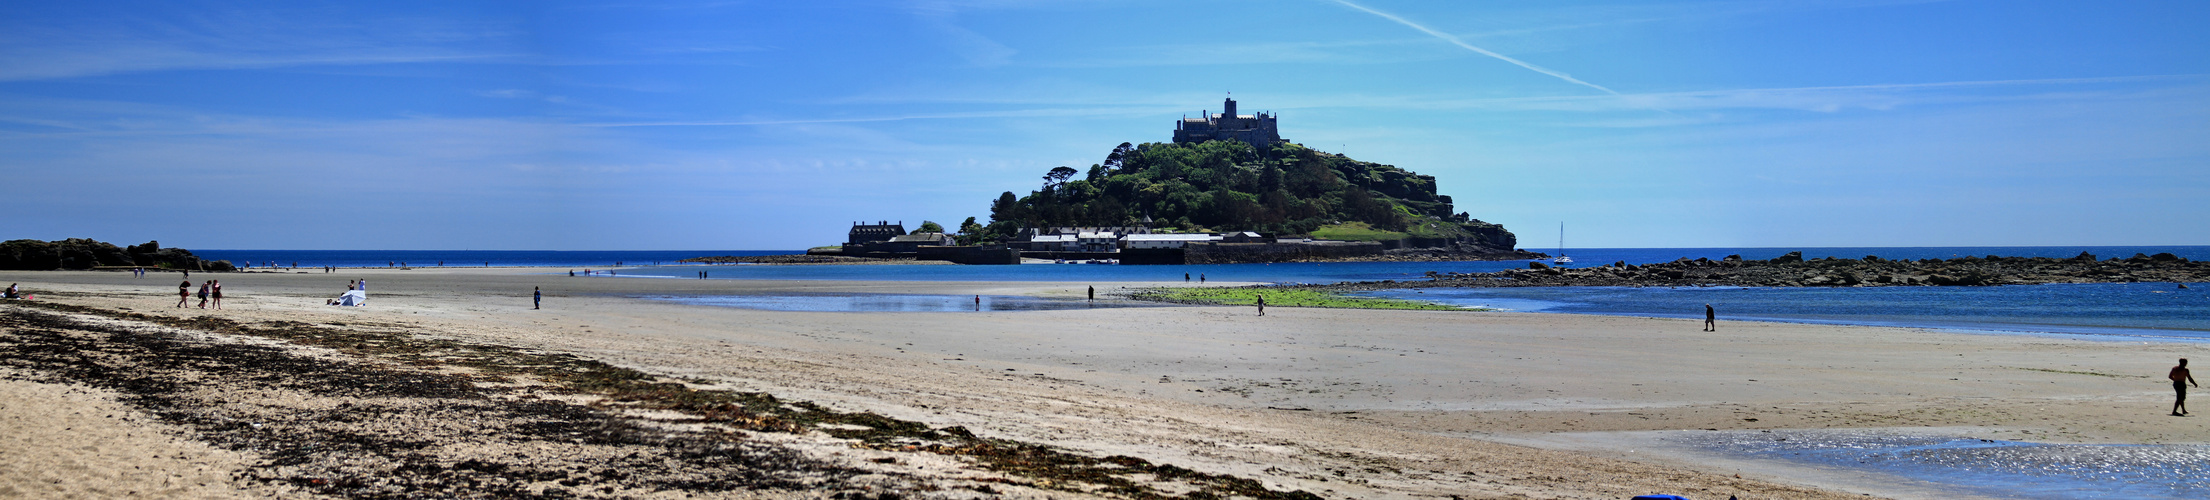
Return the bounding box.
[1132,286,1483,311]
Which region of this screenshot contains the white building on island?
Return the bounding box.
[1121,233,1222,249]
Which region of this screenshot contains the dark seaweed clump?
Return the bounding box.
[3,301,1320,499]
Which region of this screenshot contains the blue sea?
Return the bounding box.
[203,246,2210,339]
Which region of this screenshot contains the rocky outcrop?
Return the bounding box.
[0,238,231,271]
[1314,251,2209,291]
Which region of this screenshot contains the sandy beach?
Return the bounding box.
[4,267,2205,499]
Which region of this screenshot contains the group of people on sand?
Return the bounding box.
[177,279,223,309]
[2,283,21,300]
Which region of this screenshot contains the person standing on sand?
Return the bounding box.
[177,280,191,307]
[2174,358,2199,416]
[974,295,981,311]
[534,287,542,310]
[1088,286,1095,302]
[210,280,223,310]
[1704,304,1716,331]
[196,281,211,309]
[1184,273,1190,282]
[1256,294,1265,317]
[1199,273,1206,284]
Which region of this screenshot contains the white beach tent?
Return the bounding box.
[333,290,367,306]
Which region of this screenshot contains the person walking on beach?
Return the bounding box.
[534,286,542,310]
[1088,285,1095,302]
[1199,273,1206,284]
[974,295,981,311]
[1704,304,1717,331]
[2174,358,2199,416]
[1184,273,1190,282]
[210,280,223,310]
[196,281,211,309]
[177,280,191,307]
[1256,294,1265,317]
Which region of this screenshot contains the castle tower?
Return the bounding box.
[1172,96,1282,151]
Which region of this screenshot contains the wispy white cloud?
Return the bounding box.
[1327,0,1623,96]
[581,105,1185,128]
[0,6,515,81]
[910,1,1018,67]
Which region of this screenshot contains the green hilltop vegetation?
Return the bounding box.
[974,140,1518,250]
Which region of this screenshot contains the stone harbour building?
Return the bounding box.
[1173,96,1282,151]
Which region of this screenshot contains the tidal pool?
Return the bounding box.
[1671,430,2210,499]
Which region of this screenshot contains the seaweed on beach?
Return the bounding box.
[4,300,1323,499]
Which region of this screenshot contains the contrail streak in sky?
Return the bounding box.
[1330,0,1621,96]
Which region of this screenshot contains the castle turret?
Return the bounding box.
[1223,97,1237,120]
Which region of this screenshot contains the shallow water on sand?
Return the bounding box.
[638,294,1157,312]
[1364,282,2210,340]
[1673,430,2210,499]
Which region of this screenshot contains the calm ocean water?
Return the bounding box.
[205,246,2210,339]
[195,249,795,269]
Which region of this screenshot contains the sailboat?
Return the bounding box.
[1551,222,1573,264]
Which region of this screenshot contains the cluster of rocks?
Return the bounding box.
[680,254,913,265]
[1324,251,2207,291]
[0,238,227,271]
[1374,247,1548,262]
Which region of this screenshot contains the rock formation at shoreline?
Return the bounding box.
[0,238,230,271]
[1315,251,2208,291]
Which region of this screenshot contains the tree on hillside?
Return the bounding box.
[1043,166,1079,190]
[956,217,985,245]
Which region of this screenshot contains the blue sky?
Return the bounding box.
[3,0,2206,250]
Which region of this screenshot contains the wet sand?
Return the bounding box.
[4,267,2205,498]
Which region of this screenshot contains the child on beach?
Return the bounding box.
[177,280,191,307]
[196,281,211,309]
[210,280,223,310]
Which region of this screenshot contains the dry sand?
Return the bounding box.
[4,267,2206,499]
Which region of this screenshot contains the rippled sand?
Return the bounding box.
[5,267,2205,498]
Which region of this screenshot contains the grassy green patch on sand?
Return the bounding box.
[1133,287,1481,311]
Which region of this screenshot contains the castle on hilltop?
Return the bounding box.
[1173,97,1282,151]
